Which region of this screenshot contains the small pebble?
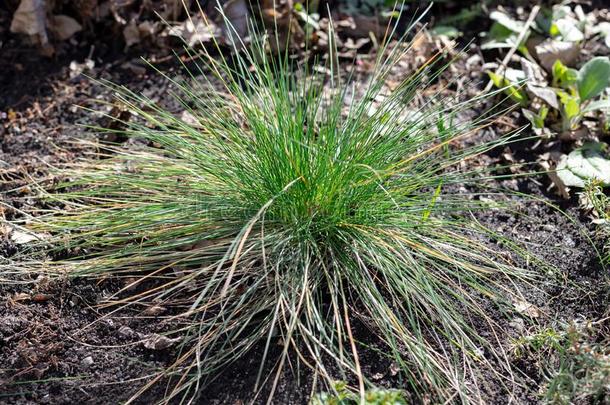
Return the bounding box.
[81,356,94,367]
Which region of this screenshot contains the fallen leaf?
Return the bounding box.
[141,305,167,316]
[118,325,137,338]
[513,300,541,318]
[166,17,217,47]
[141,333,181,350]
[535,39,580,71]
[137,20,158,40]
[10,228,44,244]
[123,19,140,47]
[503,67,526,83]
[180,110,201,127]
[10,0,48,45]
[520,58,546,86]
[389,362,399,376]
[50,14,82,41]
[489,10,525,33]
[12,292,30,302]
[220,0,250,48]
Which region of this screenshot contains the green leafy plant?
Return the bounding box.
[483,6,610,135]
[522,105,549,132]
[311,382,407,405]
[543,323,610,404]
[542,5,586,42]
[557,142,610,188]
[511,321,609,404]
[493,58,610,134]
[488,69,528,106]
[584,183,610,265]
[512,328,567,359]
[551,58,578,89]
[482,5,586,55]
[482,9,530,54]
[553,57,610,131]
[15,10,538,404]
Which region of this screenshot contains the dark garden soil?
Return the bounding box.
[1,3,609,405]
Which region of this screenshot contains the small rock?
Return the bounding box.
[81,356,94,367]
[509,317,526,333]
[563,235,576,248]
[118,325,135,338]
[141,333,181,350]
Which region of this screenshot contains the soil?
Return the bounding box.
[1,3,609,405]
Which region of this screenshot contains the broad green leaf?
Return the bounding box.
[557,155,586,187]
[483,22,526,51]
[488,72,528,106]
[430,25,461,39]
[535,8,553,33]
[507,87,528,106]
[540,105,549,120]
[522,107,548,129]
[488,71,504,88]
[552,59,566,79]
[483,13,530,52]
[517,44,531,57]
[489,10,525,33]
[577,57,610,101]
[487,22,514,41]
[557,90,580,119]
[549,22,560,37]
[564,97,580,119]
[582,99,610,114]
[552,59,578,88]
[554,18,584,42]
[557,143,610,187]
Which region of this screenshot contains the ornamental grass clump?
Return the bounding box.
[21,11,536,404]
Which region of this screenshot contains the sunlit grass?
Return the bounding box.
[12,9,541,404]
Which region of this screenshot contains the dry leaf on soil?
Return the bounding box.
[49,14,82,41]
[535,39,580,71]
[10,0,48,44]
